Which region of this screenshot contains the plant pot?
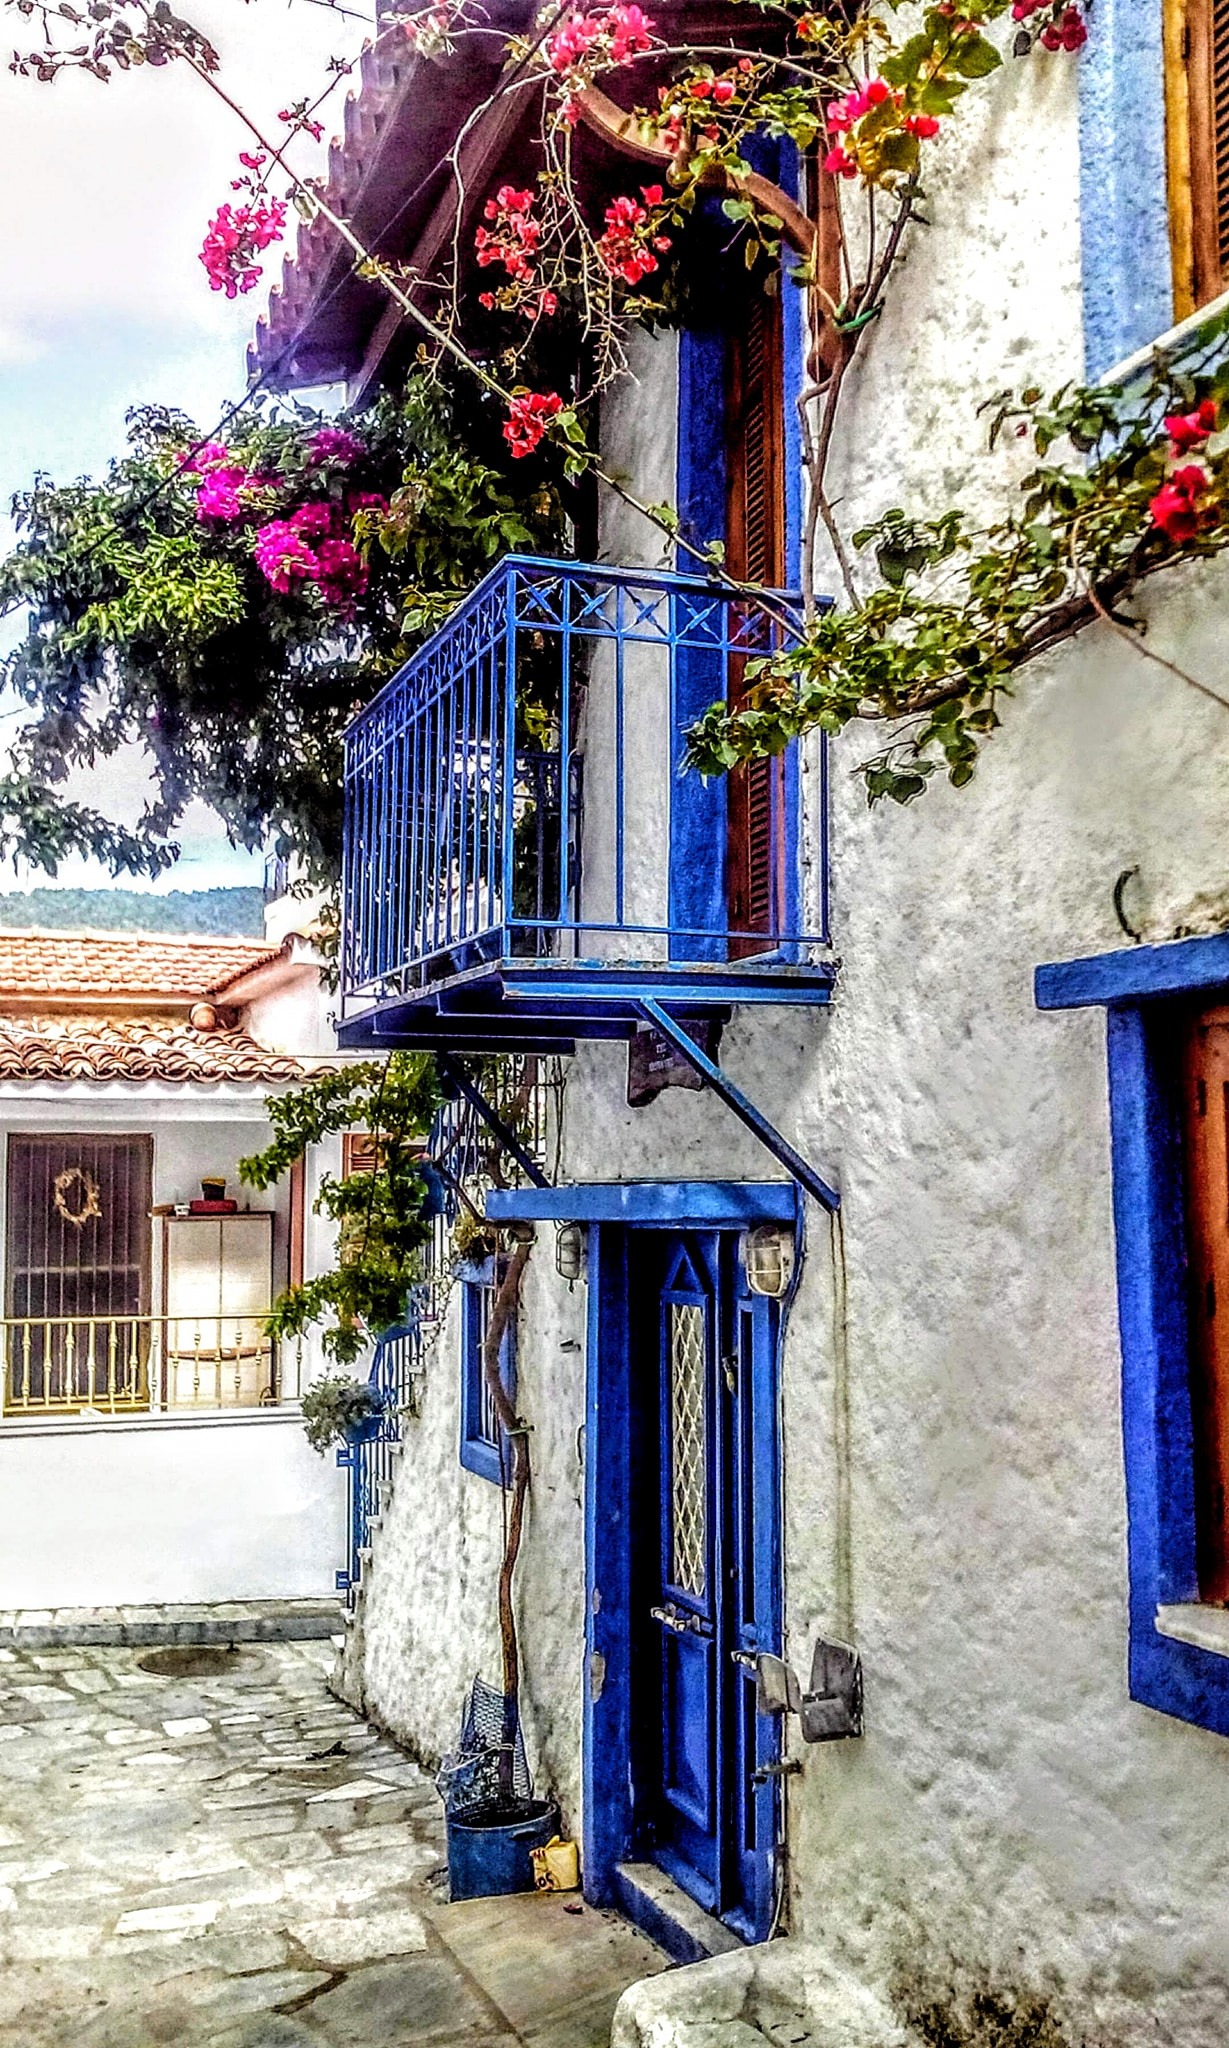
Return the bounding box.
[342,1398,385,1447]
[446,1798,560,1901]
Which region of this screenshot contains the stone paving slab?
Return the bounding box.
[0,1635,666,2045]
[0,1599,342,1650]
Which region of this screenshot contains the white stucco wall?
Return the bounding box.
[343,42,1229,2046]
[0,1409,344,1607]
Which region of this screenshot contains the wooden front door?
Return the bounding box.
[725,291,787,959]
[5,1134,152,1409]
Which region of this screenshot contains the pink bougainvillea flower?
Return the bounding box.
[1149,465,1213,544]
[194,468,251,522]
[503,391,564,458]
[348,491,389,515]
[823,143,859,179]
[313,536,368,610]
[475,185,542,287]
[200,197,287,298]
[607,2,653,61]
[278,107,325,141]
[307,425,365,467]
[1165,399,1218,453]
[288,501,335,539]
[254,519,319,593]
[545,2,652,74]
[184,441,232,474]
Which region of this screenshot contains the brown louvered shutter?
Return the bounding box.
[1181,1006,1229,1601]
[726,291,786,959]
[1167,0,1229,313]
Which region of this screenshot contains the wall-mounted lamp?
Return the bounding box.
[555,1221,587,1286]
[741,1224,796,1300]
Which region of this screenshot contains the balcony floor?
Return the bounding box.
[337,954,837,1054]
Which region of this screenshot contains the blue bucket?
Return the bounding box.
[447,1799,560,1901]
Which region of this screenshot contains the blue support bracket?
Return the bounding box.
[636,999,840,1212]
[434,1051,551,1191]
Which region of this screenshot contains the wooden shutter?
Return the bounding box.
[726,290,786,959]
[1182,1007,1229,1600]
[1166,0,1229,316]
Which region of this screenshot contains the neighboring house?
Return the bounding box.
[255,8,1229,2043]
[0,929,346,1611]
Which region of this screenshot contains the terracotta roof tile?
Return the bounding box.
[0,931,281,1001]
[0,1016,329,1085]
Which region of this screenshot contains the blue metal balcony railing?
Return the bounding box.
[342,555,827,1017]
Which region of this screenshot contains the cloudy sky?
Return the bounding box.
[0,0,367,892]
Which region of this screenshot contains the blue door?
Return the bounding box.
[635,1230,781,1940]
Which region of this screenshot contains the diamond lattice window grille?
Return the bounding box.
[669,1301,707,1598]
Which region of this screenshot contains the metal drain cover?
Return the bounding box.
[136,1644,255,1678]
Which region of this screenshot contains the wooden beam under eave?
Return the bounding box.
[348,79,540,406]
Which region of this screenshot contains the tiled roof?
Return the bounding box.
[0,931,281,1001]
[0,1016,329,1085]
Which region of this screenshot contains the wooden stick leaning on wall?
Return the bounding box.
[480,1225,535,1805]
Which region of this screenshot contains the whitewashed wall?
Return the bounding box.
[343,52,1229,2044]
[0,1408,344,1608]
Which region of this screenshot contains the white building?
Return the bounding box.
[254,7,1229,2043]
[0,929,346,1613]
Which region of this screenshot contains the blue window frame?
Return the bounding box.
[459,1258,516,1483]
[1037,931,1229,1735]
[1078,0,1175,376]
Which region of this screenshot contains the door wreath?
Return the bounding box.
[53,1165,102,1229]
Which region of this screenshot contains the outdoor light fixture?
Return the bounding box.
[555,1222,587,1285]
[742,1225,796,1300]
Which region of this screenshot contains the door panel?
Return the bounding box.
[634,1228,781,1939]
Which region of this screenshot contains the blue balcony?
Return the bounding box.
[339,555,834,1055]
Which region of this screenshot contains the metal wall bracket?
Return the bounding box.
[636,999,840,1211]
[751,1640,863,1742]
[434,1052,550,1191]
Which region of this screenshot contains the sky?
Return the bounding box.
[0,0,367,894]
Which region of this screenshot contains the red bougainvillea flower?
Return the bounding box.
[503,391,564,458]
[254,519,319,592]
[827,79,891,132]
[823,144,859,179]
[200,197,287,298]
[308,426,365,466]
[1149,465,1213,544]
[1165,399,1218,453]
[1039,4,1086,47]
[278,107,325,142]
[475,185,542,286]
[903,112,942,138]
[597,189,671,286]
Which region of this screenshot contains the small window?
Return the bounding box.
[1165,0,1229,316]
[460,1258,516,1483]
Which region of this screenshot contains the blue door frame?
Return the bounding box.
[486,1179,797,1941]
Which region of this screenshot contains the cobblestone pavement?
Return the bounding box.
[0,1639,665,2047]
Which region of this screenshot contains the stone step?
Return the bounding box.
[613,1861,744,1968]
[0,1597,343,1651]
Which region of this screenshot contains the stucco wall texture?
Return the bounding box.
[345,55,1229,2044]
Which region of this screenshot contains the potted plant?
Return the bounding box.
[300,1373,386,1455]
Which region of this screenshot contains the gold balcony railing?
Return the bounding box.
[0,1314,300,1418]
